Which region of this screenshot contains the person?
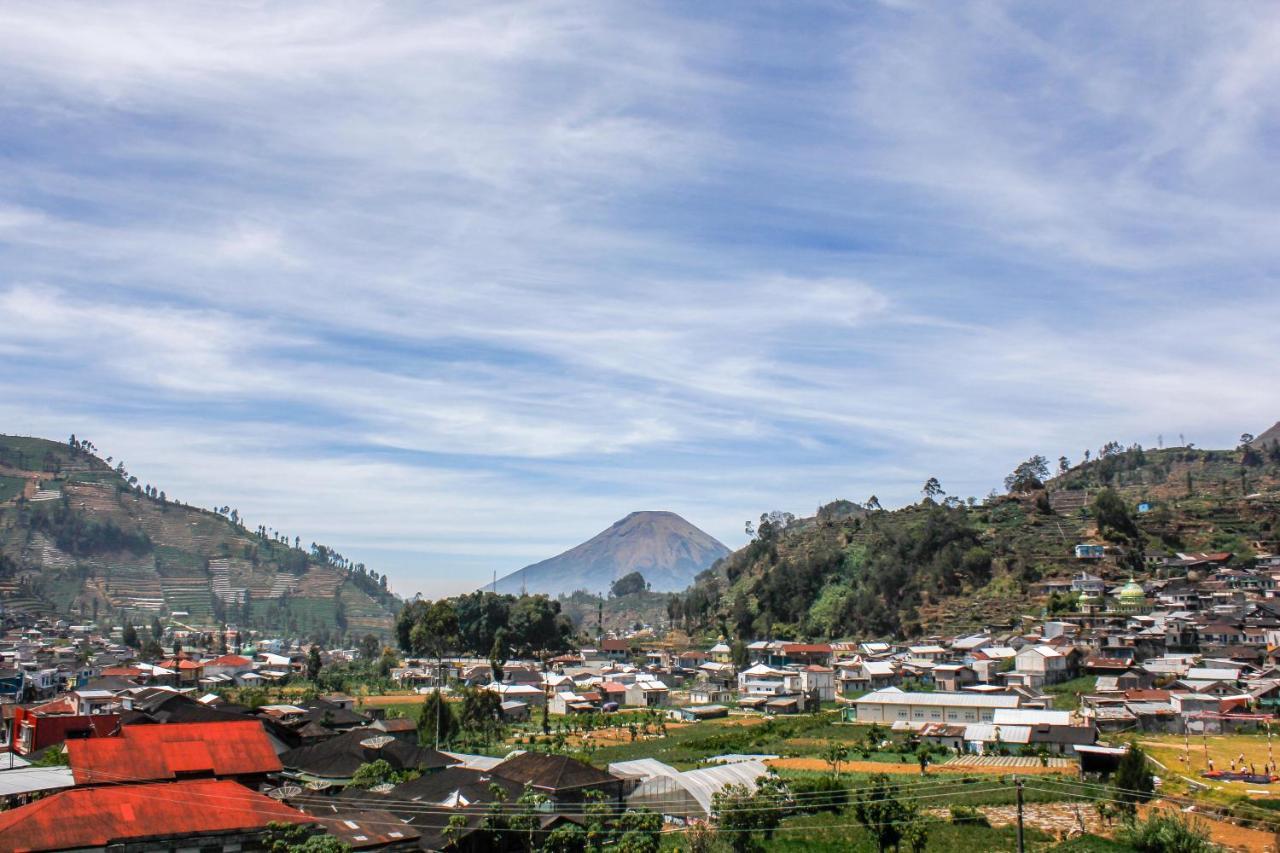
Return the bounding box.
[1208,758,1215,772]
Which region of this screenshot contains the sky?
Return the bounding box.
[2,2,1279,598]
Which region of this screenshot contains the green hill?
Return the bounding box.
[671,437,1280,641]
[0,435,398,641]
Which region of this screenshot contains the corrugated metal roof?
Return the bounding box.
[0,779,309,850]
[0,766,74,798]
[964,724,1031,744]
[67,720,281,784]
[855,688,1020,709]
[992,709,1072,726]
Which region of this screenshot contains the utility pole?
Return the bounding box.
[1015,776,1025,853]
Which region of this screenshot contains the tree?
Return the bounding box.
[457,686,505,745]
[610,571,647,598]
[121,620,139,649]
[730,638,750,670]
[489,628,508,683]
[1113,742,1155,819]
[853,773,916,853]
[358,633,380,661]
[711,774,791,853]
[306,646,322,681]
[822,742,849,778]
[1005,455,1050,493]
[1093,488,1140,542]
[418,689,457,749]
[865,495,882,511]
[349,759,397,788]
[1119,810,1219,852]
[263,822,352,853]
[921,477,944,502]
[1059,455,1070,474]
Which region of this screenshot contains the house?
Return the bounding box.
[852,687,1020,724]
[343,765,523,814]
[66,720,282,786]
[0,779,311,852]
[624,677,670,708]
[780,644,834,667]
[708,642,733,664]
[798,665,836,702]
[837,660,898,695]
[906,645,950,662]
[669,704,730,723]
[10,697,119,756]
[736,664,797,701]
[1075,546,1106,561]
[933,664,977,693]
[491,752,625,805]
[1014,645,1071,688]
[201,654,255,682]
[688,683,733,705]
[279,728,460,786]
[600,639,632,662]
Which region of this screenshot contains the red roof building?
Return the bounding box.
[67,720,281,785]
[10,698,119,756]
[0,779,311,852]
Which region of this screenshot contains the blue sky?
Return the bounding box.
[2,2,1279,597]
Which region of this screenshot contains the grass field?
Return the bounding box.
[1044,675,1097,710]
[1138,731,1280,795]
[0,475,25,502]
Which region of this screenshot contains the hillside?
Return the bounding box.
[493,511,730,596]
[672,436,1280,642]
[0,435,397,641]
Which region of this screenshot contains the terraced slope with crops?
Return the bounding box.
[0,435,397,640]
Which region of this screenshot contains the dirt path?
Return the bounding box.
[766,757,1067,776]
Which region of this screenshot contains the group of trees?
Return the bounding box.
[27,501,152,556]
[701,500,994,640]
[396,592,576,663]
[609,571,648,598]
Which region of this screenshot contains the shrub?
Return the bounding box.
[949,805,990,827]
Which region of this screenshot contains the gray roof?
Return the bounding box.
[855,687,1019,709]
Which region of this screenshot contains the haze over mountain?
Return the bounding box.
[491,511,729,597]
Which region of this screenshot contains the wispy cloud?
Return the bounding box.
[1,2,1277,595]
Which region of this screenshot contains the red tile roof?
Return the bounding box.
[27,696,77,716]
[204,654,253,667]
[600,640,631,652]
[0,779,309,852]
[782,644,832,654]
[67,720,281,784]
[100,666,145,677]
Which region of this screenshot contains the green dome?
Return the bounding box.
[1118,578,1146,603]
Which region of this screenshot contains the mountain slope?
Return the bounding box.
[494,511,730,596]
[673,435,1280,641]
[0,435,397,640]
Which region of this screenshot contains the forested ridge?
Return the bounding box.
[671,435,1280,641]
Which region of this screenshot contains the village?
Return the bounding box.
[2,542,1280,850]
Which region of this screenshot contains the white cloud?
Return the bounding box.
[1,2,1277,594]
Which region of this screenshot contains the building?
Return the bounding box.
[491,752,624,806]
[10,697,119,756]
[279,728,459,786]
[1014,645,1071,687]
[852,687,1020,724]
[66,720,282,786]
[626,760,768,819]
[0,779,311,852]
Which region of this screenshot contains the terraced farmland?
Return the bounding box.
[0,435,398,639]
